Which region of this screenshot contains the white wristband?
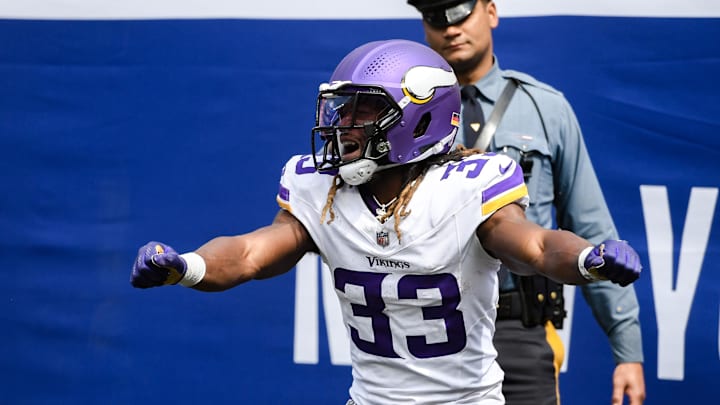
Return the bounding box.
[179,252,206,287]
[577,246,600,281]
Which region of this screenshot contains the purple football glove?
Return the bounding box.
[583,240,642,287]
[130,241,187,288]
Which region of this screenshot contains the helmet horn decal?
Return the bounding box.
[401,66,458,105]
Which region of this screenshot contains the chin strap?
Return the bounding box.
[339,159,379,186]
[339,129,457,185]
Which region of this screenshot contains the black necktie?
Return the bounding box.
[461,85,485,149]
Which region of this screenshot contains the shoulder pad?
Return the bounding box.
[502,69,562,95]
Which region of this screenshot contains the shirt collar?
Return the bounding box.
[470,55,504,104]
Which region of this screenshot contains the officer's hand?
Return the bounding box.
[612,362,646,405]
[583,240,641,286]
[130,241,187,288]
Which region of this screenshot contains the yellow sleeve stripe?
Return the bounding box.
[276,195,292,213]
[482,183,528,216]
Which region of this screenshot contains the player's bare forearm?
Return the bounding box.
[478,203,591,284]
[192,210,316,292]
[529,228,593,284]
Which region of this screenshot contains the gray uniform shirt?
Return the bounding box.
[457,58,643,363]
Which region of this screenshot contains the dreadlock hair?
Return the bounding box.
[319,144,482,242]
[319,174,343,226]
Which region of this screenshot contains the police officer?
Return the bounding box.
[406,1,646,404]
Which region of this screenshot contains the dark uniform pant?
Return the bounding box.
[494,319,564,405]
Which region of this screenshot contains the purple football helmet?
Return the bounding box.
[311,39,461,185]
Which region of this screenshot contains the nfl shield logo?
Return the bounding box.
[376,230,390,247]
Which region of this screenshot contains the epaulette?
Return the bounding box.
[502,69,563,96]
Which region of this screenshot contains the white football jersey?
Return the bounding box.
[277,152,529,405]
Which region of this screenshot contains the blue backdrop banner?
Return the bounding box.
[1,3,718,404]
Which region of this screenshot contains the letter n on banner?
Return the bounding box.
[293,253,351,365]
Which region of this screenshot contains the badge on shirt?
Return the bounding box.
[376,230,390,247]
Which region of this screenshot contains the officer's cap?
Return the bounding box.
[407,0,479,28]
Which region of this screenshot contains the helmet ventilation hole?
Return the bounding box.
[362,50,404,78]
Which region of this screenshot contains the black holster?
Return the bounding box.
[517,274,566,328]
[498,274,567,329]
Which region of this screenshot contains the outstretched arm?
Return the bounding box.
[193,209,318,291]
[131,209,317,292]
[476,203,641,286]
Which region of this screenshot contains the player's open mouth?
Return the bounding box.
[340,139,362,161]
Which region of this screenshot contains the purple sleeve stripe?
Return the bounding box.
[278,184,290,202]
[482,183,528,216]
[277,184,291,211]
[482,163,525,202]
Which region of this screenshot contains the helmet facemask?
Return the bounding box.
[312,84,401,184]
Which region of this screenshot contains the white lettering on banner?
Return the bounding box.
[320,260,351,365]
[293,254,318,364]
[293,253,351,365]
[556,285,576,373]
[640,185,718,381]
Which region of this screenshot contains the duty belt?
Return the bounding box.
[496,291,524,320]
[495,274,567,328]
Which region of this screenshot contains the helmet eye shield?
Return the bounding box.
[317,88,397,127]
[312,86,401,172]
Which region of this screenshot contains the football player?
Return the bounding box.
[131,39,641,405]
